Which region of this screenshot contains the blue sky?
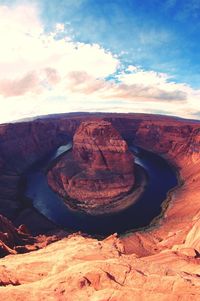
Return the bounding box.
[0,0,200,122]
[38,0,200,88]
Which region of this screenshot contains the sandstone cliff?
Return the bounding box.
[0,113,199,300]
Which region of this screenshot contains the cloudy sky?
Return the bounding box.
[0,0,200,123]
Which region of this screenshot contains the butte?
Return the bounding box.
[47,120,144,214]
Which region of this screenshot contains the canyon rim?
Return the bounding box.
[0,112,199,300]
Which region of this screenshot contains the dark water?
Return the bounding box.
[25,143,178,236]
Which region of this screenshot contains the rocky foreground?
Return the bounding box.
[0,113,199,300]
[48,120,136,214]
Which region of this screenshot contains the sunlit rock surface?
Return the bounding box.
[0,113,199,300]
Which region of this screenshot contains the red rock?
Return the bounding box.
[48,120,135,213]
[175,247,199,257]
[73,120,134,174]
[0,214,31,257]
[0,113,200,300]
[0,234,199,300]
[0,214,67,258]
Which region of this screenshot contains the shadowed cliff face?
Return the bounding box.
[0,121,70,222]
[0,113,200,300]
[0,214,52,258]
[0,213,69,260]
[0,214,28,257]
[47,120,135,213]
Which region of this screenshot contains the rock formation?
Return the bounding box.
[73,120,134,175]
[0,232,199,300]
[0,214,67,258]
[0,113,199,300]
[0,214,29,257]
[48,120,135,213]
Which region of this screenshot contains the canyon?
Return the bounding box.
[0,112,199,300]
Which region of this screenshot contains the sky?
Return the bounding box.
[0,0,200,123]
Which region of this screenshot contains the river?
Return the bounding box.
[25,143,178,236]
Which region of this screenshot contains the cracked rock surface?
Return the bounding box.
[0,233,199,300]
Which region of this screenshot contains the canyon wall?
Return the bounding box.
[0,113,199,300]
[0,113,199,226]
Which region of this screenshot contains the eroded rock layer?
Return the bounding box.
[47,120,135,213]
[0,113,199,300]
[0,214,66,258]
[73,120,134,174]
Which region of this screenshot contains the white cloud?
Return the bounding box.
[119,68,170,86]
[0,3,119,82]
[55,23,65,32]
[66,69,187,102]
[0,3,199,123]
